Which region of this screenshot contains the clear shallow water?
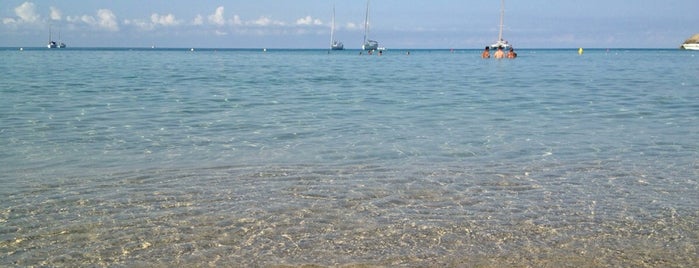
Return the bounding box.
[1,48,698,266]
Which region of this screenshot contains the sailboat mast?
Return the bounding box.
[48,25,52,42]
[363,0,370,43]
[331,5,335,45]
[498,0,505,42]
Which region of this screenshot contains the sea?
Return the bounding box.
[1,47,697,267]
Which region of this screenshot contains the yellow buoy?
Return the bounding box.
[578,48,584,55]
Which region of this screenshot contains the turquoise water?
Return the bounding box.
[1,48,698,266]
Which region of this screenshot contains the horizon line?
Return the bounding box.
[3,46,685,50]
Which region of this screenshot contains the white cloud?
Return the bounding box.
[251,16,284,27]
[4,2,40,25]
[192,14,203,25]
[67,9,119,31]
[208,6,225,26]
[252,16,271,26]
[16,2,40,23]
[123,18,150,30]
[97,9,119,31]
[296,16,322,26]
[231,15,242,25]
[151,13,179,26]
[68,15,94,25]
[50,7,62,21]
[345,22,359,30]
[123,13,179,30]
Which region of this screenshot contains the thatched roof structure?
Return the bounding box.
[683,33,699,44]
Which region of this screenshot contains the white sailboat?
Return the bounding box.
[361,0,379,51]
[57,28,66,48]
[47,26,57,48]
[47,26,67,48]
[489,0,511,49]
[330,5,344,50]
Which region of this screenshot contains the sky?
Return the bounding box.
[1,0,697,49]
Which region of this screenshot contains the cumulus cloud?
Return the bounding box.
[16,2,40,23]
[345,22,360,30]
[208,6,225,26]
[251,16,284,27]
[123,13,178,30]
[66,15,89,25]
[296,16,322,26]
[67,9,119,31]
[50,7,62,21]
[151,13,179,26]
[97,9,119,31]
[3,2,40,25]
[192,14,203,25]
[123,18,150,30]
[231,15,242,25]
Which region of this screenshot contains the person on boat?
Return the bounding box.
[493,46,505,59]
[507,47,517,59]
[481,46,490,58]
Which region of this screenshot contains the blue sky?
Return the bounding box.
[1,0,697,48]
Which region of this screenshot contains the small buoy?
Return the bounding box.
[19,47,23,51]
[263,48,267,52]
[190,48,194,52]
[578,48,584,55]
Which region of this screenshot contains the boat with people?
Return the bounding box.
[330,5,344,50]
[489,0,511,50]
[361,0,379,51]
[681,33,699,50]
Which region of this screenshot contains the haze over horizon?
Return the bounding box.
[2,0,697,49]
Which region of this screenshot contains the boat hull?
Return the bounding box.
[331,41,344,50]
[489,42,511,50]
[362,40,379,51]
[681,43,699,50]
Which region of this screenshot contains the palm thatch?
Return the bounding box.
[683,33,699,44]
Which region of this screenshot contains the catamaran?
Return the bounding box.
[489,0,511,49]
[361,0,379,51]
[330,5,344,50]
